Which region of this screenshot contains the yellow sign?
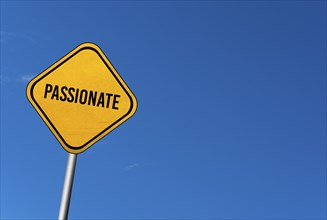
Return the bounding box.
[26,43,137,154]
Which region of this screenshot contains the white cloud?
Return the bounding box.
[20,75,34,82]
[1,31,39,44]
[122,163,140,172]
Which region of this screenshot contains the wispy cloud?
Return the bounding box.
[1,31,39,45]
[1,66,36,83]
[20,74,34,82]
[122,163,140,172]
[0,71,35,84]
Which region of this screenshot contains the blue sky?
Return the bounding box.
[1,1,326,219]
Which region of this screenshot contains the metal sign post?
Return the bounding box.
[58,153,77,220]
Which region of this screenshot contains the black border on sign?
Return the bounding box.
[30,46,134,150]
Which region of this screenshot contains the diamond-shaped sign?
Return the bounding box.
[26,43,137,154]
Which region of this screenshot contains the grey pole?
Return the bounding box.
[58,153,77,220]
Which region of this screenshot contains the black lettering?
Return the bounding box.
[60,86,68,101]
[112,94,120,110]
[51,85,59,100]
[106,93,113,108]
[79,89,88,104]
[74,88,79,103]
[88,91,97,106]
[67,87,75,102]
[44,84,53,98]
[43,84,121,110]
[97,93,105,107]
